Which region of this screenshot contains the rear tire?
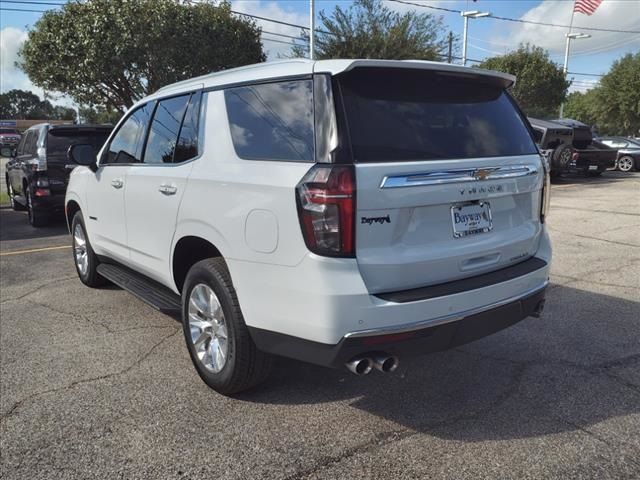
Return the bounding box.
[26,185,47,227]
[71,211,106,287]
[182,258,272,395]
[617,156,635,172]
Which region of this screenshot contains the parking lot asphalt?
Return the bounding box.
[1,172,639,480]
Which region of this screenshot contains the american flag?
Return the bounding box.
[574,0,603,15]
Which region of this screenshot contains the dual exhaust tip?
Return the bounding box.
[345,353,399,375]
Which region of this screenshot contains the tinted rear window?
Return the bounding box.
[337,68,537,162]
[224,80,314,162]
[47,130,111,158]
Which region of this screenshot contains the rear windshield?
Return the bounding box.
[47,130,111,158]
[337,68,537,162]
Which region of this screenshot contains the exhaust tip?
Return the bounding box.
[372,354,399,373]
[346,356,373,375]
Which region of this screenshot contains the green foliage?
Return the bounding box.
[295,0,452,60]
[79,105,123,125]
[479,45,570,118]
[0,89,75,121]
[19,0,265,109]
[564,53,640,135]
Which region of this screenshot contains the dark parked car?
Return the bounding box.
[551,118,617,176]
[598,136,640,172]
[528,117,574,178]
[0,127,21,149]
[3,124,112,226]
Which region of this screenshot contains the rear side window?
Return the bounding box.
[47,130,111,160]
[23,130,38,155]
[337,68,537,162]
[224,80,314,162]
[106,102,154,164]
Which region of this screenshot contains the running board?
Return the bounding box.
[97,263,181,315]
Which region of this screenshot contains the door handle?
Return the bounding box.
[158,184,177,195]
[111,178,124,189]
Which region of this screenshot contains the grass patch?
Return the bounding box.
[0,190,10,205]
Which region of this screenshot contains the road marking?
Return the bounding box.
[0,245,70,256]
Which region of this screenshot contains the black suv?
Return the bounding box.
[3,124,112,226]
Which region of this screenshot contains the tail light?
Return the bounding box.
[36,146,47,171]
[540,155,551,223]
[296,165,355,257]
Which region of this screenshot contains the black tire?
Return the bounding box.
[182,258,273,395]
[6,179,26,211]
[25,184,48,227]
[71,211,106,287]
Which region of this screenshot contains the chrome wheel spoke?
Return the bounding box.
[187,283,228,373]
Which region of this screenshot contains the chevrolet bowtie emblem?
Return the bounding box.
[474,169,491,180]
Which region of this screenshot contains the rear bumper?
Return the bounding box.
[31,192,65,214]
[249,285,546,368]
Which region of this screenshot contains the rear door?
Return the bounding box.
[336,67,544,293]
[124,91,202,284]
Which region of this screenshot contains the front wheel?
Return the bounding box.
[617,156,635,172]
[182,258,273,395]
[71,211,106,287]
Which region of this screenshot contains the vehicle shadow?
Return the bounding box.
[239,284,640,442]
[0,208,68,242]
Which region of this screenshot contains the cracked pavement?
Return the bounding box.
[1,171,639,479]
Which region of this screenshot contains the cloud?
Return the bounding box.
[0,27,32,93]
[492,0,640,58]
[568,77,600,94]
[0,26,75,106]
[231,0,309,59]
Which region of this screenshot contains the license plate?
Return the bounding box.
[589,165,599,171]
[451,202,493,238]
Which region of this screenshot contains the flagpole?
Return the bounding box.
[559,3,577,118]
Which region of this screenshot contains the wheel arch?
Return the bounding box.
[172,236,224,293]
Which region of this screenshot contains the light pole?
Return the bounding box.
[309,0,315,60]
[559,32,590,117]
[461,10,491,67]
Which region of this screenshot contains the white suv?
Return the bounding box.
[66,59,551,394]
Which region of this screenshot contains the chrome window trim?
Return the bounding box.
[380,164,539,189]
[343,280,549,339]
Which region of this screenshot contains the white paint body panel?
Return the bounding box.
[66,59,550,347]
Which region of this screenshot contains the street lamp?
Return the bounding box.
[559,32,591,117]
[461,10,491,67]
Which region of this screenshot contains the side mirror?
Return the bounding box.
[1,146,16,158]
[68,144,98,172]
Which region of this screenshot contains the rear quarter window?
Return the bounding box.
[337,68,538,162]
[224,79,315,162]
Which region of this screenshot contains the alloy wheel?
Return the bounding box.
[73,223,89,276]
[617,156,634,172]
[188,283,229,373]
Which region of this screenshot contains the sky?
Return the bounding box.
[1,0,639,108]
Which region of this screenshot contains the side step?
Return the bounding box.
[97,263,182,316]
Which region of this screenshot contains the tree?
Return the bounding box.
[293,0,452,60]
[19,0,265,110]
[478,45,570,118]
[79,105,122,125]
[590,53,639,136]
[0,89,72,120]
[563,90,598,126]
